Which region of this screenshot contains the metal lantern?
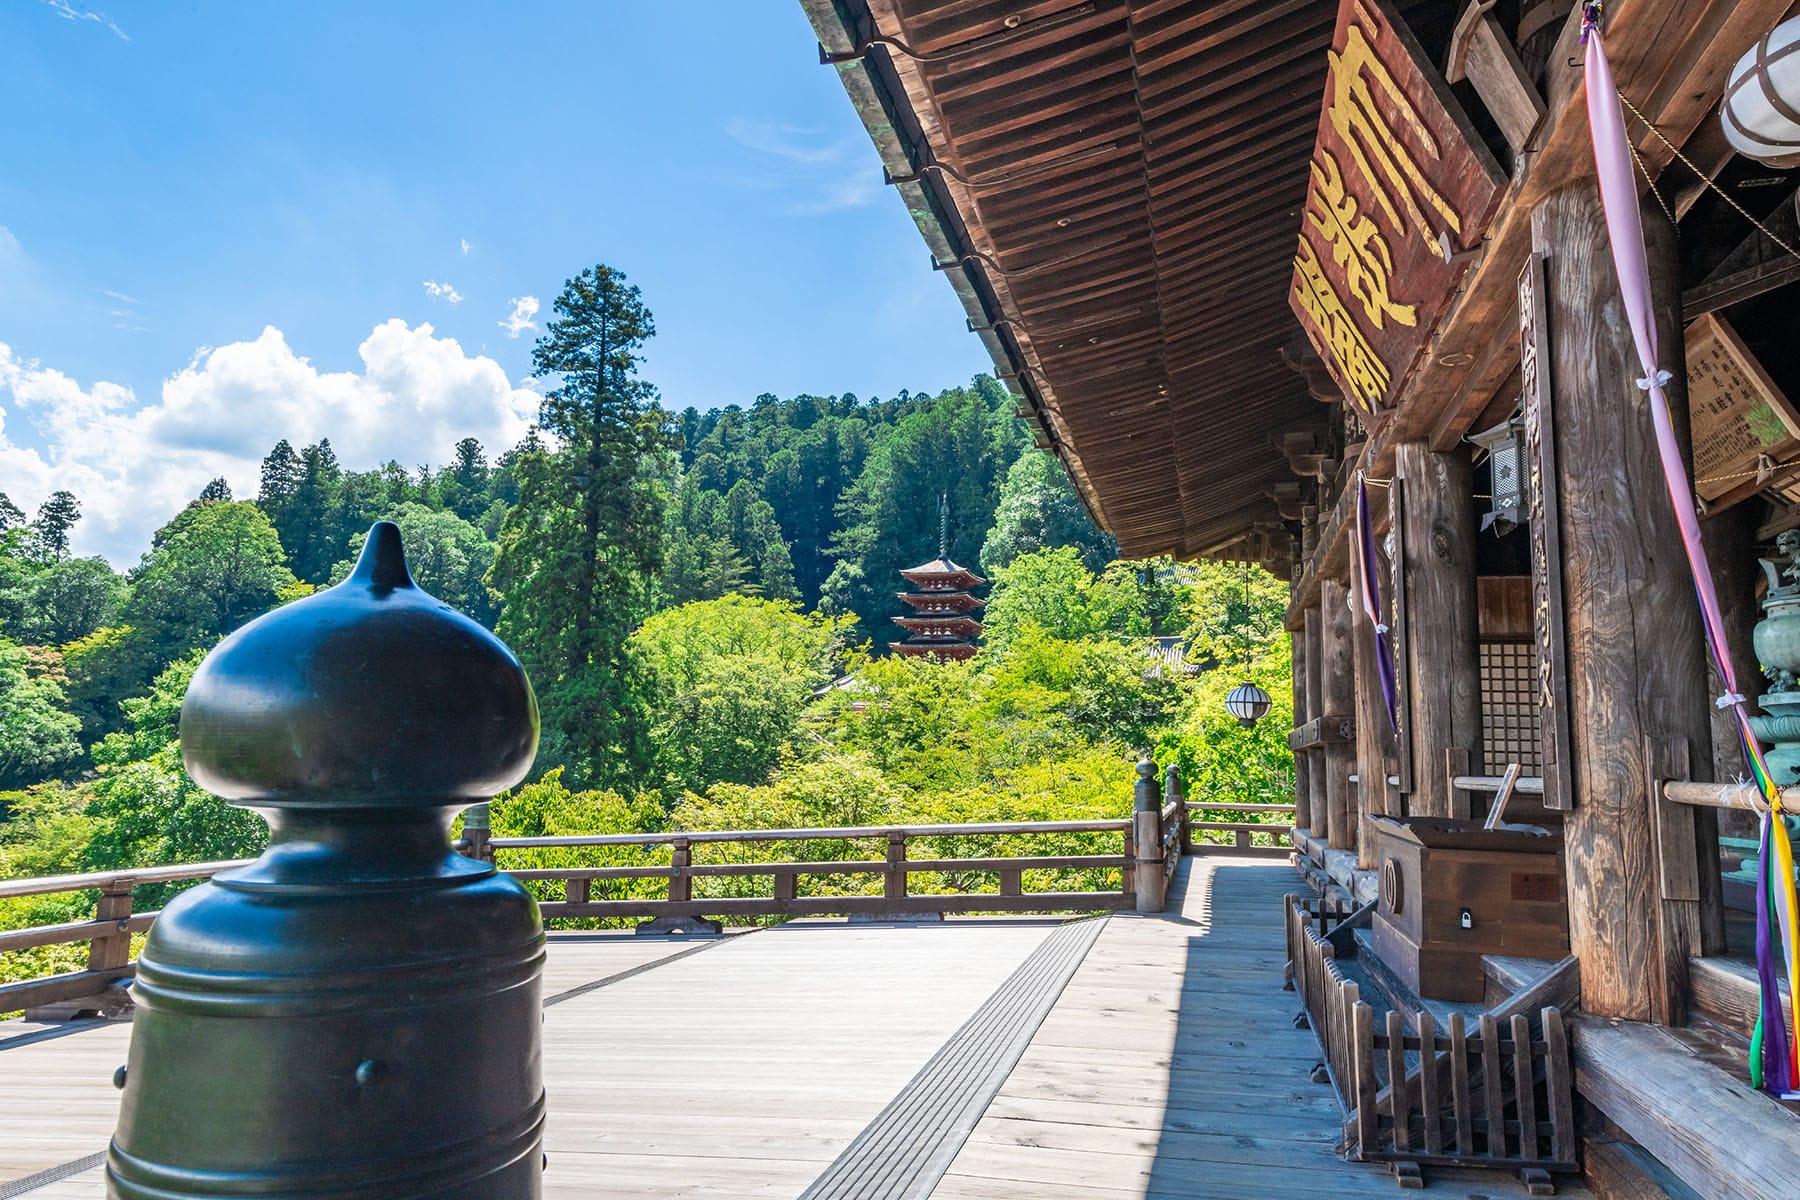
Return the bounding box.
[1468,412,1526,534]
[1723,16,1800,167]
[1225,682,1273,728]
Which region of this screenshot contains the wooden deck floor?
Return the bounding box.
[0,859,1587,1197]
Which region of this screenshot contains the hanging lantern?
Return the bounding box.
[1468,411,1526,534]
[1722,17,1800,167]
[1225,682,1273,728]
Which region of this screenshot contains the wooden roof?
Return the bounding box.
[804,1,1454,563]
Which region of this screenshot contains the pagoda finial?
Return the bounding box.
[938,492,949,560]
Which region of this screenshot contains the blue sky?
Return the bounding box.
[0,1,991,562]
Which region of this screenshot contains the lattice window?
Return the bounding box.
[1479,639,1542,774]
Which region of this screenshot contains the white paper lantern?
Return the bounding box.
[1723,17,1800,168]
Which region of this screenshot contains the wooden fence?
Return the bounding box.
[2,769,1291,1013]
[1285,893,1576,1192]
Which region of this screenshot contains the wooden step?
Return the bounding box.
[1570,1016,1800,1200]
[1688,954,1794,1043]
[1582,1137,1701,1200]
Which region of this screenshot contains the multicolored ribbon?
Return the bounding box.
[1585,6,1800,1095]
[1351,473,1398,732]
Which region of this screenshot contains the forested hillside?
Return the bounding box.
[0,262,1289,977]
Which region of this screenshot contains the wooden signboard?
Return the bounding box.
[1685,311,1800,512]
[1518,252,1574,812]
[1288,0,1506,416]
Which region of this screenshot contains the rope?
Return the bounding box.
[1617,90,1800,265]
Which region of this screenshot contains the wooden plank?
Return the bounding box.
[1683,311,1800,512]
[1510,1013,1539,1161]
[1321,579,1357,851]
[1571,1015,1800,1200]
[1448,1012,1473,1156]
[1543,1008,1574,1169]
[1417,1011,1441,1156]
[1479,1013,1505,1157]
[1385,1010,1408,1155]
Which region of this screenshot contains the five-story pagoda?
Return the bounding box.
[891,497,985,661]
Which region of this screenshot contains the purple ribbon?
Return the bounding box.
[1354,476,1398,732]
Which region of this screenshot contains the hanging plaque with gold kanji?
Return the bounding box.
[1288,0,1505,416]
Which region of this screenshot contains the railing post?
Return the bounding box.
[885,831,908,903]
[1134,759,1166,913]
[669,838,692,904]
[459,801,493,864]
[87,882,133,974]
[1165,763,1190,856]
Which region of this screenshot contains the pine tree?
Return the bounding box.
[490,264,674,787]
[34,491,82,559]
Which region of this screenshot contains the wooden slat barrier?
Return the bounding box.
[1286,895,1577,1192]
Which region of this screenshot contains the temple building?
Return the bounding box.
[890,556,985,660]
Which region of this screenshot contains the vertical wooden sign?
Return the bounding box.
[1518,251,1575,810]
[1389,477,1414,796]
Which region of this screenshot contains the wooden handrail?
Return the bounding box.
[0,859,246,900]
[1452,774,1546,795]
[1663,780,1788,811]
[487,816,1132,849]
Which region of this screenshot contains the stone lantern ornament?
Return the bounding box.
[108,523,546,1200]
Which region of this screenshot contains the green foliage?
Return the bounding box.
[980,450,1114,572]
[630,596,847,797]
[16,556,127,645]
[487,768,666,918]
[821,376,1025,640]
[491,264,675,789]
[33,490,81,559]
[82,654,269,878]
[0,640,83,787]
[330,502,498,626]
[124,500,298,664]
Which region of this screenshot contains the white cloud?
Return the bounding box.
[723,117,877,215]
[460,239,473,256]
[45,1,127,41]
[422,280,463,304]
[95,287,138,305]
[499,295,539,339]
[0,321,539,564]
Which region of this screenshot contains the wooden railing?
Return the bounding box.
[1285,893,1577,1191]
[0,860,247,1014]
[2,765,1295,1013]
[488,817,1143,924]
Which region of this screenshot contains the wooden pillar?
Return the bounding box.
[1305,607,1328,836]
[1396,442,1482,817]
[87,885,133,974]
[1320,580,1356,851]
[1350,557,1396,868]
[1534,186,1712,1022]
[1697,507,1755,954]
[1292,621,1314,833]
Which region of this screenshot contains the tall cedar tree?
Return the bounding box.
[490,265,674,787]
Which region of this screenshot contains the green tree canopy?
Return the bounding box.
[124,501,299,664]
[0,639,83,788]
[331,502,498,626]
[980,450,1115,572]
[630,595,846,797]
[490,264,675,788]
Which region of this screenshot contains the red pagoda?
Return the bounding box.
[890,497,985,661]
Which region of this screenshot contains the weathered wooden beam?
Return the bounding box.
[1535,186,1711,1021]
[1396,442,1482,817]
[1321,580,1357,852]
[1292,625,1313,833]
[1446,0,1546,154]
[1286,714,1356,751]
[1305,606,1328,837]
[1571,1015,1800,1200]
